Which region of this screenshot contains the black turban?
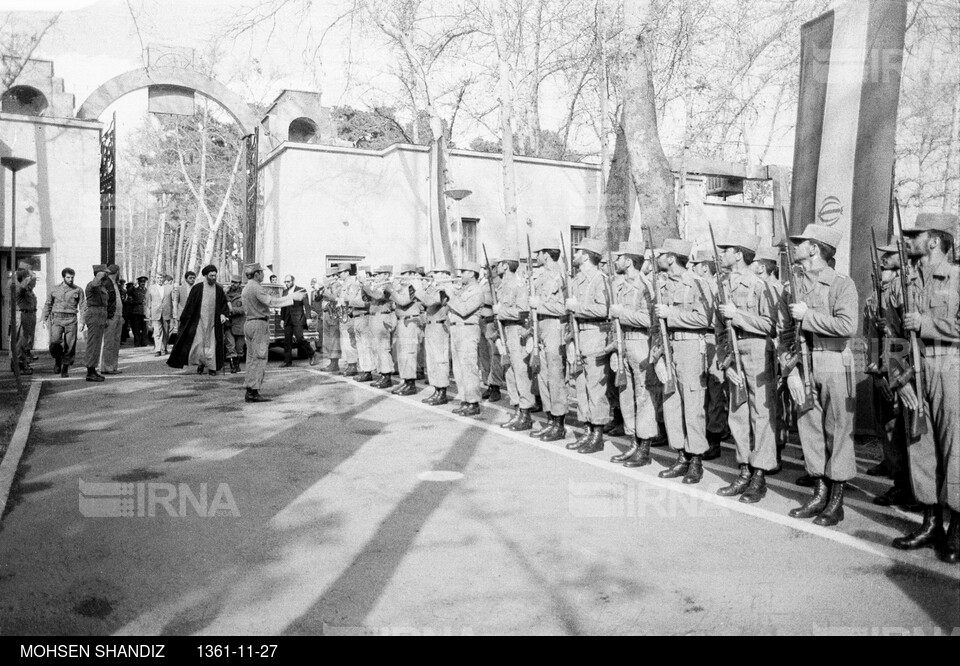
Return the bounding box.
[201,264,218,276]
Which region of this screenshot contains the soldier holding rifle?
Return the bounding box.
[415,266,454,405]
[779,225,858,527]
[894,212,960,563]
[712,232,776,503]
[528,237,569,442]
[494,252,535,431]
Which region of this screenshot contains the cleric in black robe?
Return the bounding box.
[167,265,231,375]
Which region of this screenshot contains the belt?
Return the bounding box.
[503,320,524,327]
[450,321,478,326]
[427,319,448,325]
[249,317,269,322]
[922,341,960,357]
[736,332,769,341]
[622,327,649,340]
[19,309,36,313]
[52,311,78,316]
[578,322,611,332]
[810,335,849,352]
[480,315,495,323]
[537,314,561,321]
[399,314,420,321]
[670,330,707,341]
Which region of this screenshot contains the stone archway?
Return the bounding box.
[76,66,261,265]
[77,66,259,136]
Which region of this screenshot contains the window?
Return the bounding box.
[1,86,48,116]
[288,117,319,143]
[461,218,479,263]
[570,226,589,257]
[326,255,364,276]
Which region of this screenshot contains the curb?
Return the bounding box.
[0,380,41,522]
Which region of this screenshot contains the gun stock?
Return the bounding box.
[779,206,815,414]
[560,234,584,372]
[893,202,928,438]
[707,222,747,408]
[606,250,627,388]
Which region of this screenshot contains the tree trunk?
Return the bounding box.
[594,122,634,246]
[944,82,960,216]
[493,13,520,251]
[431,117,454,267]
[619,0,677,245]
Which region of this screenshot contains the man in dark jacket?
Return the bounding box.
[281,274,315,366]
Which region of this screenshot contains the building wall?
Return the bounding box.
[1,113,102,350]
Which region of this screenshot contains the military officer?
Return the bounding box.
[894,213,960,563]
[318,267,342,373]
[479,259,505,403]
[347,264,376,382]
[528,238,569,442]
[363,265,396,388]
[495,253,535,431]
[83,265,112,382]
[780,225,859,527]
[386,264,423,396]
[415,265,453,405]
[100,265,124,374]
[224,274,246,373]
[654,239,712,484]
[690,248,730,460]
[328,264,356,375]
[448,261,485,416]
[241,262,301,402]
[714,234,777,503]
[13,262,37,374]
[43,267,85,377]
[565,237,611,454]
[608,240,661,467]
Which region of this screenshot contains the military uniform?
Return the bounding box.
[83,266,113,380]
[43,275,84,375]
[714,235,777,502]
[99,268,124,373]
[568,238,611,454]
[14,265,37,372]
[417,268,452,404]
[319,270,342,369]
[364,267,396,387]
[224,279,246,373]
[242,263,294,401]
[530,247,568,441]
[448,264,484,414]
[346,268,376,379]
[894,213,960,562]
[780,225,859,527]
[495,261,535,430]
[480,273,505,400]
[388,265,424,394]
[654,239,712,484]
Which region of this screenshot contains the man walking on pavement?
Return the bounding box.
[83,265,111,382]
[147,274,174,356]
[42,267,84,377]
[12,262,37,375]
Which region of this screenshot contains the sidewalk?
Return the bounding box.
[0,351,32,462]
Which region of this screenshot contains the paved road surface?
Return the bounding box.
[0,350,957,635]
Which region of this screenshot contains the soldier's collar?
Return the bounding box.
[929,256,954,277]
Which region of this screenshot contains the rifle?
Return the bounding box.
[777,206,815,414]
[482,244,510,370]
[559,233,584,372]
[865,228,894,402]
[707,222,747,408]
[606,249,628,388]
[643,226,677,396]
[526,235,541,374]
[893,201,927,438]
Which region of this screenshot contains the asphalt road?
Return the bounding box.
[0,350,958,636]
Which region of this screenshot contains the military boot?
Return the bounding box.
[60,364,69,378]
[85,367,104,383]
[789,477,829,519]
[354,371,373,382]
[740,469,767,504]
[813,480,846,526]
[938,510,960,564]
[610,440,640,464]
[459,402,481,417]
[422,388,439,404]
[717,465,752,497]
[567,425,592,450]
[500,406,521,429]
[682,455,704,484]
[231,358,240,374]
[395,379,419,396]
[432,387,450,405]
[623,439,652,468]
[577,425,605,455]
[703,435,723,461]
[327,359,340,373]
[658,450,690,479]
[485,385,502,403]
[50,342,63,373]
[892,506,945,550]
[508,409,533,432]
[245,388,271,403]
[529,415,554,438]
[341,363,358,377]
[541,415,567,443]
[603,421,625,437]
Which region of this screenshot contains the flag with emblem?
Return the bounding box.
[788,0,907,301]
